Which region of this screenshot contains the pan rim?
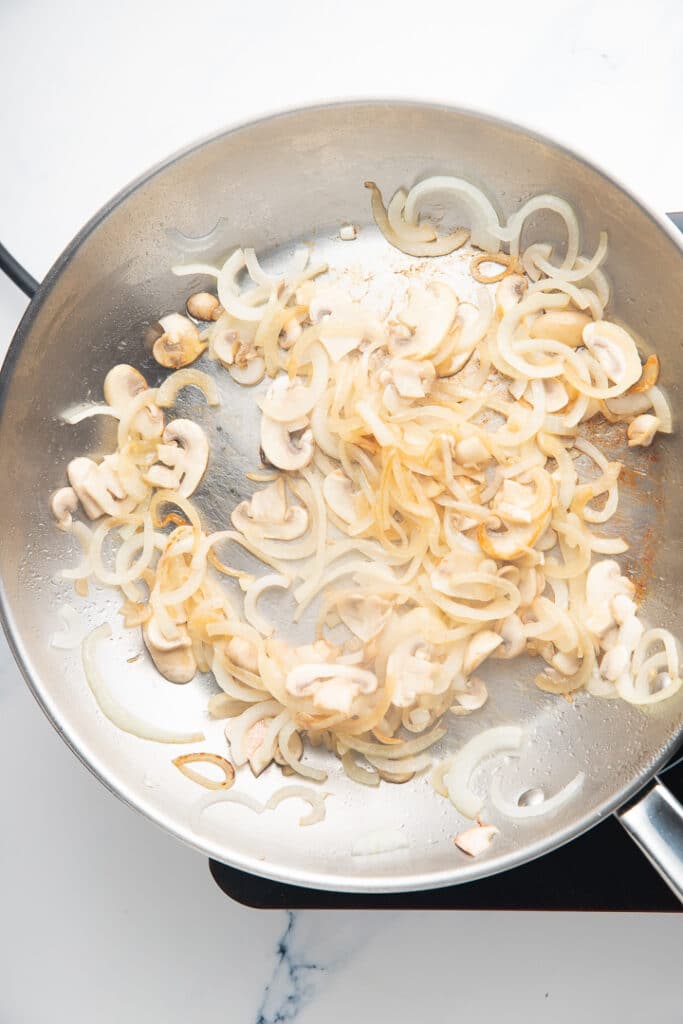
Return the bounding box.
[1,97,682,893]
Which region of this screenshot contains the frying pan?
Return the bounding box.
[1,101,683,896]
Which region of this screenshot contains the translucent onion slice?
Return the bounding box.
[490,771,584,819]
[62,404,120,425]
[265,785,327,825]
[365,181,469,257]
[402,176,502,251]
[156,369,220,408]
[351,828,409,856]
[50,604,88,650]
[243,574,290,637]
[443,725,523,818]
[82,625,204,743]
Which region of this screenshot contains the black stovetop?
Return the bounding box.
[209,757,683,911]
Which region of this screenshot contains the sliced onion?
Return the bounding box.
[403,176,502,251]
[443,725,523,818]
[278,719,327,782]
[265,784,327,825]
[490,770,584,818]
[156,369,220,408]
[50,604,88,650]
[341,749,380,787]
[351,828,409,856]
[62,404,120,425]
[82,625,204,743]
[173,752,235,790]
[243,574,290,637]
[192,789,265,831]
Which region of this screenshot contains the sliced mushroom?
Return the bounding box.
[322,469,363,523]
[339,224,358,241]
[186,292,222,321]
[530,310,591,347]
[386,638,439,707]
[463,631,503,675]
[103,364,163,438]
[285,663,378,714]
[153,313,206,368]
[143,619,196,683]
[600,645,630,682]
[279,314,303,350]
[144,419,209,497]
[451,677,488,714]
[627,414,660,448]
[495,614,525,659]
[585,560,635,637]
[382,358,436,399]
[229,357,266,386]
[495,273,528,316]
[231,478,309,540]
[453,824,499,856]
[67,456,137,519]
[612,593,637,625]
[582,320,641,389]
[227,636,260,675]
[336,594,392,643]
[390,283,459,358]
[260,415,314,471]
[50,487,79,531]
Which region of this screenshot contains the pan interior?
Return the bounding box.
[1,102,682,892]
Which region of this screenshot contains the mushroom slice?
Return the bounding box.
[495,614,525,659]
[51,487,79,530]
[336,594,392,643]
[286,663,378,715]
[143,618,196,683]
[186,292,222,321]
[390,283,459,358]
[144,419,209,498]
[451,677,489,715]
[232,478,309,541]
[582,321,641,391]
[260,416,314,471]
[383,357,436,399]
[229,357,266,387]
[627,413,660,448]
[322,469,364,524]
[495,273,528,317]
[585,560,635,637]
[67,456,137,519]
[259,344,329,422]
[453,824,499,857]
[227,636,260,675]
[103,364,163,438]
[530,310,591,347]
[463,631,503,675]
[387,638,439,708]
[153,313,207,368]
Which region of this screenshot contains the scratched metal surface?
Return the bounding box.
[1,102,682,891]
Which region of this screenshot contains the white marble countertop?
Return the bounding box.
[1,1,682,1021]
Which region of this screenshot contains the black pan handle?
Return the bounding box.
[0,242,38,299]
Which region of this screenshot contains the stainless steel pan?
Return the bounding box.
[2,101,683,895]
